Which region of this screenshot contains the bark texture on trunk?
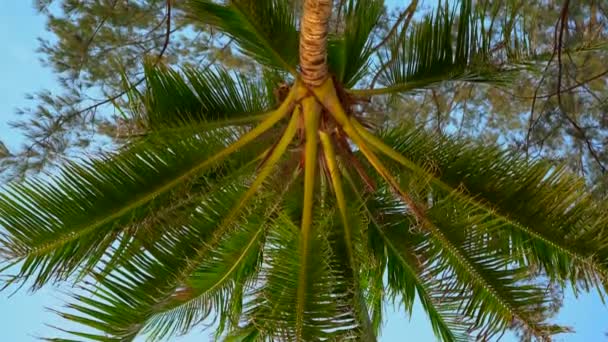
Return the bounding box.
[299,0,332,87]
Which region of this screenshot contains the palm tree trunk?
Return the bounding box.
[299,0,332,87]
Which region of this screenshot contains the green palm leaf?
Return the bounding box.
[44,105,303,341]
[0,128,269,289]
[0,73,300,289]
[375,124,608,287]
[240,211,362,340]
[345,152,569,340]
[354,0,517,96]
[141,205,266,340]
[340,119,608,339]
[46,178,259,341]
[420,196,569,339]
[348,180,469,342]
[381,223,469,342]
[139,63,274,131]
[328,0,384,87]
[188,0,299,74]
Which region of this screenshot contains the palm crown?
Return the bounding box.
[1,0,608,341]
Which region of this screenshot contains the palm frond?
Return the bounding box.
[348,165,566,339]
[346,177,469,342]
[418,195,570,339]
[43,105,302,341]
[0,128,268,289]
[373,124,608,289]
[240,211,362,340]
[187,0,299,74]
[381,223,470,342]
[139,201,268,340]
[355,0,519,96]
[328,0,384,87]
[46,177,265,341]
[138,63,274,131]
[322,133,376,340]
[0,79,300,290]
[338,117,606,339]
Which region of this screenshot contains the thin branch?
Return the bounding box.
[553,0,606,173]
[372,0,417,51]
[555,0,570,111]
[561,111,606,173]
[521,0,608,171]
[369,1,418,89]
[431,89,443,134]
[92,24,183,62]
[504,68,608,101]
[558,62,607,174]
[157,0,172,62]
[524,4,564,157]
[457,85,473,138]
[76,0,120,79]
[199,38,235,71]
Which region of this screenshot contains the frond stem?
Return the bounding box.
[296,96,321,339]
[424,218,548,339]
[313,78,427,222]
[321,140,376,342]
[319,132,354,265]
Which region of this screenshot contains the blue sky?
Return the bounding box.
[1,2,607,341]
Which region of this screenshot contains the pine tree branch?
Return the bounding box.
[21,0,174,164]
[371,0,418,52]
[540,0,605,173]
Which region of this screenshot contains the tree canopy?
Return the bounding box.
[4,0,606,188]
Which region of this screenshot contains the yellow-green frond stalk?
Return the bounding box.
[179,108,302,282]
[319,131,353,264]
[314,78,427,221]
[207,81,298,164]
[350,119,432,184]
[296,95,322,339]
[320,131,377,341]
[223,108,301,224]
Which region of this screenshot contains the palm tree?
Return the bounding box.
[1,0,608,341]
